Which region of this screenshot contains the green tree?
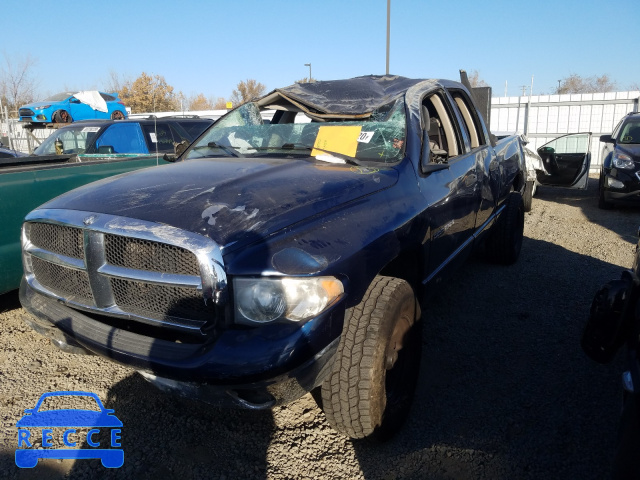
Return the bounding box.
[230,79,266,107]
[118,72,178,113]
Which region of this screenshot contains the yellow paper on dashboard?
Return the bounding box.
[311,126,362,158]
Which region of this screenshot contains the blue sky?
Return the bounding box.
[3,0,639,101]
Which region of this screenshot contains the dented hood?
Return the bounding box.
[40,158,398,251]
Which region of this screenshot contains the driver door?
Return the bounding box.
[536,132,591,189]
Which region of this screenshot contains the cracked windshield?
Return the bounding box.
[186,99,406,163]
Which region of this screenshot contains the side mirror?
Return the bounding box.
[162,153,178,163]
[600,134,615,144]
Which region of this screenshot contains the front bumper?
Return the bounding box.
[20,279,342,408]
[602,169,640,205]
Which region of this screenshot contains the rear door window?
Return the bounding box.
[95,123,148,154]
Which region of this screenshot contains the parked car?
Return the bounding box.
[18,74,590,440]
[19,91,128,124]
[598,112,640,209]
[582,227,640,478]
[32,117,214,157]
[0,117,214,295]
[0,141,28,159]
[494,132,548,212]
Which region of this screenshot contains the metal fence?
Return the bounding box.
[490,91,640,170]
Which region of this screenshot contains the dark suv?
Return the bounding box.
[599,112,640,209]
[32,117,214,157]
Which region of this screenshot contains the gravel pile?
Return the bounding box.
[0,177,638,479]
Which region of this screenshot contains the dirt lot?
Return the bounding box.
[1,176,638,480]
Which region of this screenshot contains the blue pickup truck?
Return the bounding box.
[18,74,592,439]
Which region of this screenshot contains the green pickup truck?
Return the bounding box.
[0,117,214,294]
[0,154,170,294]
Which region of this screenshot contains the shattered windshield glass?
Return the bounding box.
[186,98,407,164]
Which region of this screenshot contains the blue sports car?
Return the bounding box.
[19,91,128,124]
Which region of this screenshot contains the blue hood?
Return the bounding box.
[40,157,399,251]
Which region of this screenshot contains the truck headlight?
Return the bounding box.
[613,152,635,169]
[234,277,344,324]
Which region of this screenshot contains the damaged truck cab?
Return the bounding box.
[20,75,526,439]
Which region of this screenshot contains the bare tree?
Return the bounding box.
[468,70,489,88]
[230,79,266,107]
[629,82,640,91]
[103,70,130,95]
[0,52,39,116]
[555,74,617,94]
[295,77,317,84]
[212,97,228,109]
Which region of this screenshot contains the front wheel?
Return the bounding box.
[52,110,71,123]
[321,276,422,440]
[598,177,613,210]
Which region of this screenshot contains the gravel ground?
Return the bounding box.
[1,176,638,480]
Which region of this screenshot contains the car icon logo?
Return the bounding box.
[15,391,123,468]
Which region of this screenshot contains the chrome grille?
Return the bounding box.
[110,278,214,322]
[23,211,227,335]
[29,223,84,259]
[31,257,94,305]
[105,234,199,275]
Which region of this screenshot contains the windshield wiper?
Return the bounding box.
[253,143,361,166]
[190,142,243,158]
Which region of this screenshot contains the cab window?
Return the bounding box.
[422,93,461,163]
[449,90,486,148]
[95,123,148,154]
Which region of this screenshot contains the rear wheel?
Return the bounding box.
[111,110,125,120]
[321,276,422,440]
[486,191,524,265]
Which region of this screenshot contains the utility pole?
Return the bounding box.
[386,0,390,74]
[304,63,312,82]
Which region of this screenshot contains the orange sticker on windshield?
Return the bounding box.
[311,126,362,158]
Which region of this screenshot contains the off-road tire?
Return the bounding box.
[486,191,524,265]
[523,180,534,212]
[321,276,422,440]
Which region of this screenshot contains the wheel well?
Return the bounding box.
[513,172,526,194]
[378,247,422,294]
